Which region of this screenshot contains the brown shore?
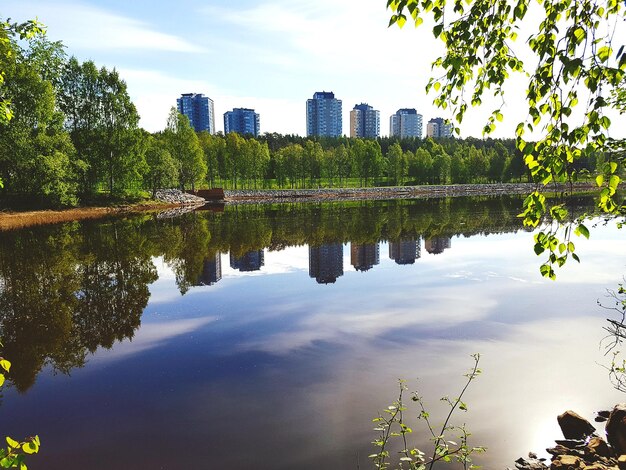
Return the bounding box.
[0,182,597,231]
[0,202,184,231]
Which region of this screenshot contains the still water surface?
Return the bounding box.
[1,196,626,469]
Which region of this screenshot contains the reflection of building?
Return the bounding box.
[306,91,342,137]
[350,103,380,138]
[224,108,260,136]
[309,244,344,284]
[350,243,380,272]
[195,254,222,286]
[177,93,215,133]
[390,108,423,138]
[426,117,452,138]
[230,250,265,272]
[389,239,420,265]
[425,237,452,255]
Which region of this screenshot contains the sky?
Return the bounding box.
[4,0,626,138]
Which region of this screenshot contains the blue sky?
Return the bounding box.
[5,0,626,138]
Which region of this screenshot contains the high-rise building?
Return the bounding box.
[177,93,215,133]
[426,117,453,138]
[389,239,421,265]
[350,103,380,138]
[306,91,342,137]
[230,250,265,272]
[224,108,260,136]
[309,243,344,284]
[194,254,222,286]
[390,109,423,138]
[425,237,452,255]
[350,243,380,272]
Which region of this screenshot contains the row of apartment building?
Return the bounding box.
[195,237,452,287]
[176,91,453,139]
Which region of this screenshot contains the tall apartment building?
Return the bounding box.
[230,250,265,272]
[309,243,344,284]
[425,237,452,255]
[426,117,453,138]
[194,254,222,287]
[350,243,380,272]
[389,238,421,265]
[350,103,380,138]
[177,93,215,133]
[390,108,423,138]
[224,108,260,136]
[306,91,342,137]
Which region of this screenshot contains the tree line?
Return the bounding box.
[0,27,604,207]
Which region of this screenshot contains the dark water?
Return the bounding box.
[1,196,625,469]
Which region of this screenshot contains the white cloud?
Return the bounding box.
[7,1,206,53]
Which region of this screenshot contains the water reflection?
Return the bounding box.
[0,195,621,470]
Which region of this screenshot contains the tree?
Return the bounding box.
[386,0,626,277]
[164,107,206,191]
[0,18,45,124]
[144,134,178,198]
[58,58,142,195]
[0,27,80,206]
[387,142,408,185]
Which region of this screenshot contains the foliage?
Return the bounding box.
[385,0,626,278]
[369,354,485,470]
[0,358,40,468]
[164,108,206,191]
[0,19,45,124]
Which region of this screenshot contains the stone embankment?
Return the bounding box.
[154,189,205,205]
[223,182,596,205]
[514,405,626,470]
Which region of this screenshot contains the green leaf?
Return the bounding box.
[575,224,590,239]
[596,174,604,187]
[6,437,18,449]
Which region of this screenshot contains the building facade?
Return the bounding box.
[230,250,265,272]
[177,93,215,133]
[426,117,453,138]
[350,243,380,272]
[390,108,423,138]
[224,108,261,136]
[350,103,380,138]
[309,243,344,284]
[306,91,342,137]
[389,239,421,265]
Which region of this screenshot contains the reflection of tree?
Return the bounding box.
[0,219,157,392]
[74,221,158,352]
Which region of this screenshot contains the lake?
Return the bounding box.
[1,195,625,469]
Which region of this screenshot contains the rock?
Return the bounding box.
[556,440,587,449]
[551,455,584,469]
[558,411,597,440]
[582,464,611,470]
[548,445,585,458]
[596,411,611,423]
[515,454,549,470]
[606,405,626,455]
[618,454,626,470]
[586,437,612,459]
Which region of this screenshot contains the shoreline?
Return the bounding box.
[0,182,597,231]
[222,182,597,204]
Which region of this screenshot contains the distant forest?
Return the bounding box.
[0,29,603,207]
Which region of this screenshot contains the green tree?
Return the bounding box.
[144,134,178,198]
[165,107,206,191]
[198,131,224,188]
[387,142,408,185]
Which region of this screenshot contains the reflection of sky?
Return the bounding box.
[4,222,626,469]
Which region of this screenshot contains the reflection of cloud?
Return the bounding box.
[8,1,206,53]
[224,247,309,278]
[238,289,497,354]
[91,317,217,363]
